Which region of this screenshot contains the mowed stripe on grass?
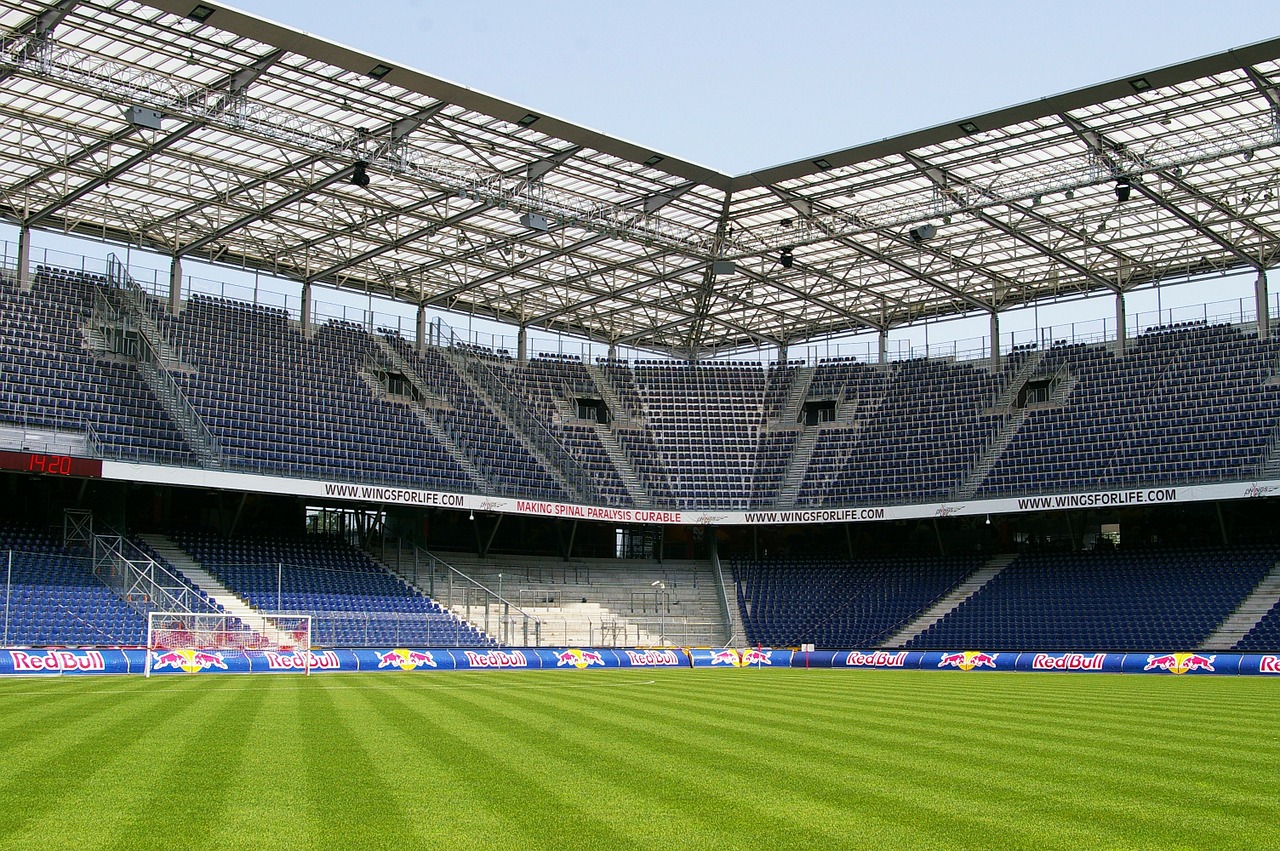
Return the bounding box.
[0,670,1274,850]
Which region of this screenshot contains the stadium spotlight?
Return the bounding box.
[469,510,475,521]
[779,247,794,269]
[1114,177,1132,203]
[1129,77,1152,93]
[517,113,540,127]
[644,154,665,167]
[188,4,215,23]
[812,158,833,170]
[350,161,371,187]
[958,121,980,134]
[908,224,937,243]
[367,64,393,81]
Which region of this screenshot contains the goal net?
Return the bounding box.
[145,612,312,676]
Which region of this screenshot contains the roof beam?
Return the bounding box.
[903,150,1124,294]
[407,182,697,285]
[0,0,78,86]
[21,48,287,230]
[526,258,709,326]
[765,184,996,314]
[1059,113,1263,272]
[303,146,581,283]
[684,193,734,353]
[155,100,447,246]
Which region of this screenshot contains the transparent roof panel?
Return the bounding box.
[0,1,1278,354]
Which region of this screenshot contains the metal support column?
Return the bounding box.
[416,303,427,354]
[300,282,313,338]
[16,227,31,291]
[1114,290,1127,356]
[878,329,888,365]
[168,255,183,315]
[517,325,528,364]
[989,310,1000,372]
[1257,270,1270,340]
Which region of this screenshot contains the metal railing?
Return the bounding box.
[435,318,599,505]
[91,535,219,618]
[371,538,545,646]
[92,268,223,467]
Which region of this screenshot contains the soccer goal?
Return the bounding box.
[144,612,312,677]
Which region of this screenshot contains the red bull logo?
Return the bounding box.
[625,649,681,666]
[845,651,908,668]
[555,649,607,669]
[710,648,772,667]
[463,650,528,668]
[1260,656,1280,674]
[1031,653,1107,671]
[264,651,341,671]
[375,649,437,671]
[1143,652,1216,674]
[937,651,998,671]
[10,650,106,673]
[151,649,228,674]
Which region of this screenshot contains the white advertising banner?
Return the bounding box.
[101,461,1280,526]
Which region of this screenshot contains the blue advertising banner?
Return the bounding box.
[689,648,787,668]
[246,649,357,673]
[613,648,688,668]
[144,648,252,674]
[1015,652,1121,673]
[920,650,1012,672]
[1121,652,1238,675]
[839,650,922,670]
[0,648,129,674]
[0,647,1275,676]
[448,648,539,670]
[1239,654,1280,675]
[351,648,455,671]
[538,648,615,669]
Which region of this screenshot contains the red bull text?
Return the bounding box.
[1031,653,1107,671]
[11,650,106,672]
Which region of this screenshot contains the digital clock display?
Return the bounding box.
[0,450,103,478]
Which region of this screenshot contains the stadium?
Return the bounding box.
[0,1,1278,847]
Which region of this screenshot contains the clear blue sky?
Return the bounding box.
[236,1,1279,174]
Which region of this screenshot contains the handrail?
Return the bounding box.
[94,262,223,466]
[373,536,545,645]
[91,533,221,617]
[434,317,599,504]
[708,535,738,647]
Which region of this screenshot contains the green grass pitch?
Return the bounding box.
[0,669,1275,850]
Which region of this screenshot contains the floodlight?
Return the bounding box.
[188,4,214,23]
[1129,77,1152,93]
[368,64,393,80]
[908,224,937,243]
[644,155,664,167]
[779,247,794,269]
[1115,177,1131,203]
[350,161,370,187]
[813,158,833,170]
[517,113,540,127]
[958,121,979,134]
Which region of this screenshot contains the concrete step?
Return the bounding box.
[1200,562,1280,650]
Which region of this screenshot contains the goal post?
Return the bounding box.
[144,612,312,677]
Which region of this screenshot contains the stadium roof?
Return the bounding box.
[2,1,1280,356]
